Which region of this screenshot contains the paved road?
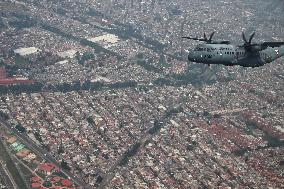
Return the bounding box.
[0,120,92,189]
[0,160,17,189]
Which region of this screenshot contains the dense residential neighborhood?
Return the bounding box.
[0,0,283,188]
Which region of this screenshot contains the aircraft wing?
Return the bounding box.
[262,42,284,47]
[182,37,206,41]
[219,40,231,44]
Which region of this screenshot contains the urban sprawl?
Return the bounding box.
[0,0,283,188]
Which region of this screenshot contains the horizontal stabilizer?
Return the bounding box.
[262,42,284,47]
[182,32,216,43]
[182,36,206,41]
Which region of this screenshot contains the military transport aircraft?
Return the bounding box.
[183,32,284,67]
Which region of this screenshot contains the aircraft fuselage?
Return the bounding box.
[188,44,284,67]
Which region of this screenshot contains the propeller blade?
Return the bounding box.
[204,33,208,41]
[242,32,248,44]
[248,32,255,44]
[209,32,215,41]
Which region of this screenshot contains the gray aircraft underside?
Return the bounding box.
[184,32,284,68]
[188,44,284,67]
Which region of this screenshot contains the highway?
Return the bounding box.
[0,160,17,189]
[0,119,92,189]
[209,108,248,115]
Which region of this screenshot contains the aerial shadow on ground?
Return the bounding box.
[170,63,233,86]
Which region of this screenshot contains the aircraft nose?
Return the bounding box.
[188,51,196,62]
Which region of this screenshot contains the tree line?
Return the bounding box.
[0,80,138,95]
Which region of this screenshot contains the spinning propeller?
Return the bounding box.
[239,32,259,52]
[240,31,284,52]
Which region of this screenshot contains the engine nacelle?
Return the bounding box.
[248,45,267,52]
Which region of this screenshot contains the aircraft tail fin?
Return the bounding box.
[262,42,284,48]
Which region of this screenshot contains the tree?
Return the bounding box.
[58,142,64,154]
[118,123,124,128]
[0,111,9,120]
[15,124,26,133]
[86,154,91,163]
[43,181,52,188]
[203,111,210,117]
[87,117,94,125]
[96,175,103,183]
[148,120,162,134]
[61,159,71,171]
[187,144,194,151]
[119,142,141,166]
[34,131,43,143]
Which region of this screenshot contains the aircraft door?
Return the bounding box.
[216,51,224,62]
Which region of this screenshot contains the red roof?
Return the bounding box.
[61,179,73,187]
[52,176,61,182]
[52,187,61,189]
[40,163,57,173]
[0,78,35,86]
[31,183,41,188]
[31,176,41,183]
